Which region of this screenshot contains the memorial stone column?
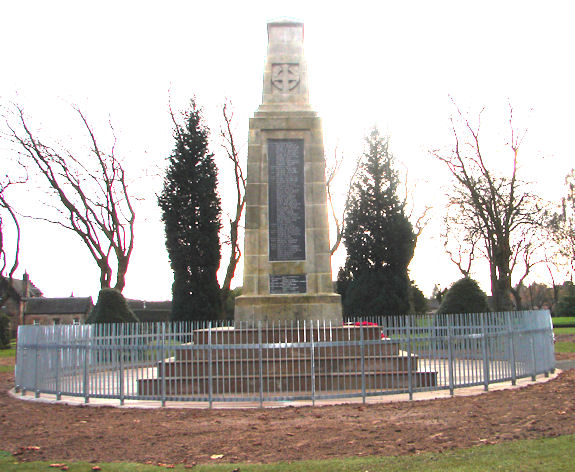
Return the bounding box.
[234,20,342,322]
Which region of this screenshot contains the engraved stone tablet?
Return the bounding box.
[268,139,306,261]
[270,275,307,294]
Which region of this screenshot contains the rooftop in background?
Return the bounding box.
[25,297,93,315]
[127,299,171,323]
[1,273,43,299]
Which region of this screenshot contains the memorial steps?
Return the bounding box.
[136,325,438,397]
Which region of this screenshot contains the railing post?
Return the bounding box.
[447,318,454,396]
[83,327,90,403]
[258,321,264,408]
[530,334,537,382]
[208,322,214,409]
[119,324,125,406]
[310,321,316,407]
[407,315,413,400]
[55,327,61,401]
[507,312,516,386]
[481,313,489,391]
[360,321,366,404]
[161,323,166,407]
[33,328,40,398]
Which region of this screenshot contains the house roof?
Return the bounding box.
[1,276,43,300]
[25,297,93,315]
[127,300,172,311]
[127,299,172,322]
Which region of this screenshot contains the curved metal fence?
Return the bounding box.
[15,310,555,407]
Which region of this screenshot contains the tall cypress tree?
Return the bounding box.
[158,100,222,321]
[338,129,416,316]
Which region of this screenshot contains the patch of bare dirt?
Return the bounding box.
[1,365,575,466]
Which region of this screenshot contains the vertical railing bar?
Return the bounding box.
[55,326,61,401]
[407,315,413,400]
[481,313,489,391]
[448,316,454,396]
[208,322,213,408]
[258,321,263,408]
[310,321,316,406]
[83,326,90,403]
[530,333,537,382]
[119,323,125,405]
[360,320,366,403]
[33,327,40,398]
[161,323,167,407]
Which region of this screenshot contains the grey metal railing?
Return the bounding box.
[14,310,555,407]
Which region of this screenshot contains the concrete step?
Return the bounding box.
[173,341,402,361]
[137,370,437,396]
[159,354,419,376]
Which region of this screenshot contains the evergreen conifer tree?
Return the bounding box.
[158,100,222,321]
[339,129,416,316]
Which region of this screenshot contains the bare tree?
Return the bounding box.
[548,169,575,277]
[218,100,246,311]
[0,176,22,308]
[431,104,546,311]
[4,104,135,292]
[325,147,362,255]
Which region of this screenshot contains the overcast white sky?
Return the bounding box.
[1,0,574,302]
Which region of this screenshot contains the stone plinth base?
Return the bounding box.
[136,325,438,397]
[234,293,342,323]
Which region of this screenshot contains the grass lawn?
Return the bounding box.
[552,317,575,327]
[0,341,16,373]
[0,346,16,359]
[555,342,575,354]
[1,434,575,471]
[554,327,575,335]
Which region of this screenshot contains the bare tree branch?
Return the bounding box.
[3,104,135,292]
[0,175,24,310]
[326,147,362,255]
[219,99,246,313]
[432,102,546,310]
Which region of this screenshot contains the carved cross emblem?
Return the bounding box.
[271,63,300,92]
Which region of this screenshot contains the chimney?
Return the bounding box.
[23,271,30,299]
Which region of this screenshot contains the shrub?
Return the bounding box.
[0,311,10,349]
[436,277,490,315]
[223,287,242,320]
[409,284,428,314]
[555,285,575,316]
[86,289,139,323]
[343,268,411,317]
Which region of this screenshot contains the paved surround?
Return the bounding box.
[9,371,559,409]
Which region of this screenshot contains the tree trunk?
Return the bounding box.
[98,259,112,290]
[114,257,128,292]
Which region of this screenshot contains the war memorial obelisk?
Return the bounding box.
[234,20,342,322]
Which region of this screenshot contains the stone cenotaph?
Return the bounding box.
[234,20,342,322]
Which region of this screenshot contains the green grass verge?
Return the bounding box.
[1,434,575,471]
[0,347,16,359]
[555,341,575,354]
[554,327,575,335]
[552,317,575,327]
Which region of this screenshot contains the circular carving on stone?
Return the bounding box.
[272,63,300,92]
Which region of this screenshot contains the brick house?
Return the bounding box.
[24,297,94,325]
[0,272,43,336]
